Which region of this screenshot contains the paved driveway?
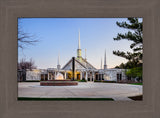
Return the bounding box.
[18,82,142,101]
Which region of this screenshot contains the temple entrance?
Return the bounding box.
[67,72,72,79]
[77,74,80,80]
[117,73,122,82]
[41,74,48,81]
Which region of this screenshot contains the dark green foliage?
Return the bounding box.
[125,67,142,79]
[94,80,116,83]
[24,80,40,82]
[129,83,143,85]
[78,79,87,82]
[113,18,143,80]
[115,60,142,69]
[113,18,143,65]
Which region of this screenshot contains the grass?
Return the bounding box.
[129,83,143,85]
[18,97,114,101]
[23,80,40,82]
[94,80,116,83]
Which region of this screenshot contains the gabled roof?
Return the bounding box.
[81,57,96,69]
[61,58,73,70]
[62,57,96,70]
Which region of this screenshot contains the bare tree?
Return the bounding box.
[18,18,39,49]
[18,58,37,70]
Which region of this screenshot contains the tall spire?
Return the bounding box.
[101,58,102,69]
[104,49,107,70]
[58,54,60,65]
[78,30,81,49]
[104,49,106,65]
[57,54,61,70]
[77,30,82,61]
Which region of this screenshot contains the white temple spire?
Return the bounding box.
[101,58,103,69]
[78,30,81,49]
[77,30,82,61]
[104,49,106,65]
[85,48,87,60]
[58,54,60,65]
[104,49,107,70]
[57,53,61,70]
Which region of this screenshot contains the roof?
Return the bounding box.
[62,57,96,70]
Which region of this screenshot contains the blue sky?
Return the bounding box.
[18,18,141,69]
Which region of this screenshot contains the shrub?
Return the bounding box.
[78,79,87,82]
[126,67,142,80]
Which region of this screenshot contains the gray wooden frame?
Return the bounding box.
[0,0,160,118]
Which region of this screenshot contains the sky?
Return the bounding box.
[18,18,142,69]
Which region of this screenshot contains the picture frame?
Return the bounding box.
[0,0,160,118]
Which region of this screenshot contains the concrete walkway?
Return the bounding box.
[18,82,142,101]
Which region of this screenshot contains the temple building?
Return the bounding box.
[25,31,127,82]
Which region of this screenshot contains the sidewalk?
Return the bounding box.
[18,82,142,101]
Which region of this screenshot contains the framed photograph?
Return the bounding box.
[17,18,143,101]
[0,0,160,118]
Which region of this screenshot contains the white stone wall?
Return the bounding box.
[103,69,127,81]
[25,68,127,82]
[26,70,41,81]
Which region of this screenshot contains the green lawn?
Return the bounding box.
[129,83,143,85]
[18,97,114,101]
[94,80,116,83]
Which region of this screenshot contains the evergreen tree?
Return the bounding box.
[113,18,143,67]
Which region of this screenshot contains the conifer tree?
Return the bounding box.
[113,18,143,67]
